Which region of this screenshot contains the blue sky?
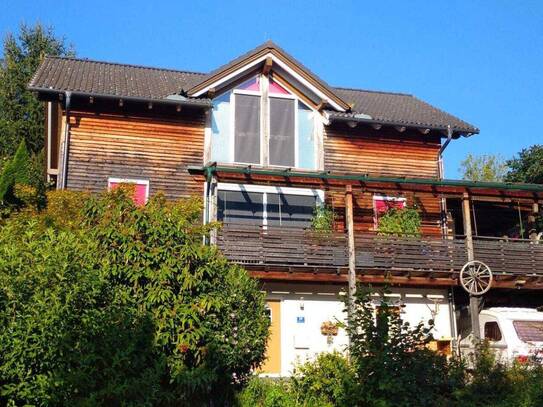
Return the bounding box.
[2,0,542,178]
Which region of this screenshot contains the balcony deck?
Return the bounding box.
[217,224,543,289]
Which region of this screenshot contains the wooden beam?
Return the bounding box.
[462,192,481,339]
[345,185,356,312]
[262,56,273,75]
[316,99,327,111]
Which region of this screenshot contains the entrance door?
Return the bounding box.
[260,300,281,374]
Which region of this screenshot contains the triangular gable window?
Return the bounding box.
[269,78,290,95]
[237,76,260,92]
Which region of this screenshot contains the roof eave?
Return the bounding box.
[326,111,479,136]
[28,87,213,109]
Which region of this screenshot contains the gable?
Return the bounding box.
[187,41,350,112]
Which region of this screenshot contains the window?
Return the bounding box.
[269,97,295,166]
[484,321,503,341]
[234,94,261,164]
[108,178,149,206]
[216,183,323,227]
[373,195,406,228]
[513,321,543,342]
[210,74,317,169]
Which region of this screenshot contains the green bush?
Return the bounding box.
[378,207,421,236]
[0,188,270,406]
[344,287,452,407]
[0,140,47,214]
[452,341,543,407]
[311,204,335,233]
[291,352,355,407]
[236,377,295,407]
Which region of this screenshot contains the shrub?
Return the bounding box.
[453,340,543,407]
[378,207,421,236]
[311,204,335,233]
[291,352,356,407]
[344,286,452,407]
[236,377,294,407]
[0,141,47,214]
[0,188,270,406]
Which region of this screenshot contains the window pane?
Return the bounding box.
[269,98,295,166]
[217,190,263,225]
[267,193,316,228]
[269,78,290,95]
[513,321,543,342]
[484,321,502,341]
[298,102,316,169]
[235,94,261,164]
[211,92,231,162]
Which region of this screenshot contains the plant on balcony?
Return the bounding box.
[311,204,335,233]
[378,206,422,237]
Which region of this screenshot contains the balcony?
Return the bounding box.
[217,224,543,289]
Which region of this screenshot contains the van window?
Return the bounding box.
[484,321,502,341]
[513,321,543,342]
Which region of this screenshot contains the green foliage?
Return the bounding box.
[505,144,543,184]
[0,23,73,156]
[344,287,452,406]
[311,204,335,233]
[236,377,295,407]
[0,189,269,406]
[453,341,543,407]
[291,352,356,407]
[0,140,46,213]
[460,154,507,182]
[378,207,421,236]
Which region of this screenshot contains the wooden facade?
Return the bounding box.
[323,123,443,235]
[65,110,205,199]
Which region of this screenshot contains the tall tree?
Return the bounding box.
[0,23,73,157]
[505,145,543,184]
[459,154,507,182]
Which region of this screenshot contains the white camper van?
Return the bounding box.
[459,308,543,363]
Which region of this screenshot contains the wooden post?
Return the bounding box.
[529,201,540,241]
[462,193,480,339]
[345,185,357,312]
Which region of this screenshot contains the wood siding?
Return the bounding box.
[65,111,205,199]
[324,123,442,178]
[324,123,444,235]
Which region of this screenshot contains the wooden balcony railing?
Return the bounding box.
[216,224,543,283]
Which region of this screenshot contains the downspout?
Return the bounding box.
[59,91,72,189]
[438,125,453,237]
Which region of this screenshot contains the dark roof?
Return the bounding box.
[329,87,478,133]
[29,48,478,134]
[29,56,208,105]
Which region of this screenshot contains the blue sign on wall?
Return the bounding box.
[296,316,305,324]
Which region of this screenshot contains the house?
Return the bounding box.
[29,41,543,376]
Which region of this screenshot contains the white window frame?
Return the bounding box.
[372,194,407,229]
[107,177,150,204]
[217,182,324,227]
[217,73,318,170]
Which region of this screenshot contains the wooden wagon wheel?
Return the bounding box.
[460,260,493,296]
